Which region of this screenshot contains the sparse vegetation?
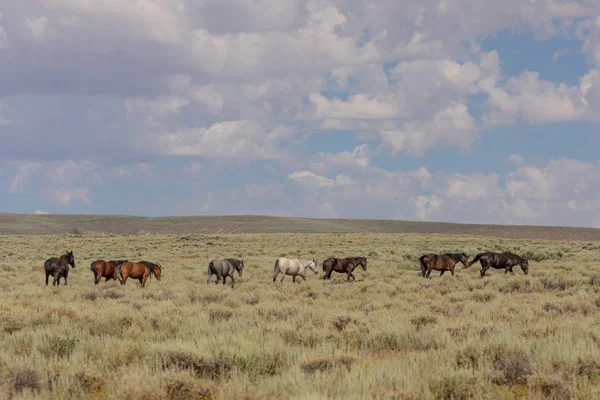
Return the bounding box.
[0,232,599,398]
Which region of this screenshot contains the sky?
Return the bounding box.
[1,1,600,227]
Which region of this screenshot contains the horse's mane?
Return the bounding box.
[111,259,128,266]
[140,261,159,271]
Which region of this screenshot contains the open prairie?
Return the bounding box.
[1,232,600,399]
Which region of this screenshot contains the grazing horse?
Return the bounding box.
[207,259,244,288]
[419,253,468,278]
[322,257,367,282]
[273,257,317,283]
[466,251,529,277]
[90,259,127,284]
[44,251,76,286]
[116,261,162,287]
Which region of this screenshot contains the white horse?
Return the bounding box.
[273,257,318,283]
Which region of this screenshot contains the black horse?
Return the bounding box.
[322,257,367,282]
[45,251,76,286]
[465,251,528,277]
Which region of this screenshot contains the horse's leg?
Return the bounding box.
[55,275,60,286]
[230,274,235,289]
[301,273,307,282]
[426,267,433,278]
[480,262,490,277]
[45,272,50,286]
[280,273,285,283]
[64,275,68,286]
[222,276,227,285]
[207,270,212,284]
[509,267,515,275]
[440,270,445,276]
[292,275,296,283]
[450,267,455,276]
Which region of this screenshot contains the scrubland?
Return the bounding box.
[1,232,600,399]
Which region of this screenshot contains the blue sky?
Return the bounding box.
[1,1,600,227]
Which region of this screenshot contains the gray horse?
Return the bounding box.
[207,259,244,288]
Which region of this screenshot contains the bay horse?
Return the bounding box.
[44,251,76,286]
[273,257,317,283]
[207,259,244,288]
[90,260,127,284]
[322,257,367,282]
[116,261,162,287]
[419,253,468,278]
[466,251,529,277]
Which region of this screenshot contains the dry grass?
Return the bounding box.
[0,232,599,399]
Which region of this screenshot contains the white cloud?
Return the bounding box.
[443,173,501,201]
[34,209,49,215]
[8,160,99,208]
[111,163,154,180]
[413,195,443,220]
[191,86,225,114]
[45,187,91,207]
[483,71,588,126]
[505,154,525,167]
[148,120,290,160]
[380,101,477,156]
[308,93,405,120]
[311,144,370,172]
[9,162,43,193]
[125,96,189,117]
[287,170,352,189]
[183,162,203,174]
[24,16,54,43]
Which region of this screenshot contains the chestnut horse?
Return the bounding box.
[419,253,468,278]
[322,257,367,282]
[44,250,76,286]
[90,259,127,284]
[116,261,162,287]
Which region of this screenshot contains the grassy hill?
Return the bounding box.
[1,213,599,240]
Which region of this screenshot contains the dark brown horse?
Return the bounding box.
[44,251,76,286]
[466,251,528,277]
[322,257,368,282]
[90,259,127,284]
[419,253,468,278]
[116,261,162,287]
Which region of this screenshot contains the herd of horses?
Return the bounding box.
[43,250,528,289]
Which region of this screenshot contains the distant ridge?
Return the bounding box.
[0,213,598,240]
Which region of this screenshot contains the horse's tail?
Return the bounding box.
[466,253,482,268]
[116,263,124,282]
[418,255,428,275]
[273,259,280,274]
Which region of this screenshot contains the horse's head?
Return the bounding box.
[65,251,76,268]
[153,264,162,280]
[311,259,318,274]
[237,260,244,277]
[521,259,529,275]
[359,257,367,271]
[460,253,469,267]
